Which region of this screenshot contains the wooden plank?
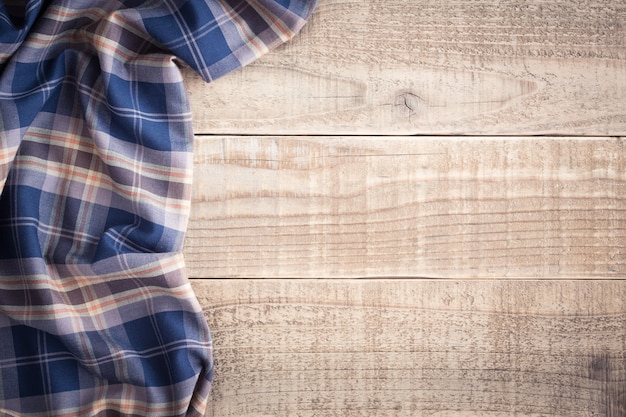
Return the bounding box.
[184,0,626,136]
[185,136,626,278]
[192,279,626,417]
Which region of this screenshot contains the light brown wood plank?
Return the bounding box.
[192,279,626,417]
[185,0,626,136]
[185,136,626,278]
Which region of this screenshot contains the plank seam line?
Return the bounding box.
[193,133,625,139]
[188,277,626,282]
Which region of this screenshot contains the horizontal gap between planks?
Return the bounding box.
[188,277,626,282]
[193,133,625,139]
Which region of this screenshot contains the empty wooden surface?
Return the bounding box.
[186,136,625,278]
[192,280,626,417]
[184,0,626,416]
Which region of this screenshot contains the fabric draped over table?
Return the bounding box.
[0,0,316,415]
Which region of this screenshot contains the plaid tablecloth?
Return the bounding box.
[0,0,315,415]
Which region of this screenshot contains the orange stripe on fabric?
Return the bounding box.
[28,131,191,181]
[16,158,190,211]
[7,286,194,318]
[248,0,294,40]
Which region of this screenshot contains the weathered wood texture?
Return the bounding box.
[192,279,626,417]
[185,136,626,278]
[185,0,626,136]
[185,1,626,416]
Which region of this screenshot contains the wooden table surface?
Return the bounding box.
[183,1,626,415]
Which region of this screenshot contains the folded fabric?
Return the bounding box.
[0,0,316,415]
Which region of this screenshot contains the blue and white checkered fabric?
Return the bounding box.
[0,0,315,415]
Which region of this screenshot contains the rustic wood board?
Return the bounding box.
[185,136,626,278]
[185,1,626,416]
[185,0,626,136]
[192,279,626,417]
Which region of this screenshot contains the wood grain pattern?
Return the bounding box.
[185,2,626,415]
[192,279,626,417]
[184,0,626,136]
[185,136,626,278]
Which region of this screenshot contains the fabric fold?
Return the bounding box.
[0,0,316,415]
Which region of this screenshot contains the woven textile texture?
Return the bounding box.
[0,0,316,415]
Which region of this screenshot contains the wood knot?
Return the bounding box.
[587,354,626,417]
[589,354,611,380]
[393,91,424,119]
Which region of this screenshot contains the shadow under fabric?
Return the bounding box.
[0,0,316,415]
